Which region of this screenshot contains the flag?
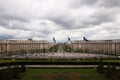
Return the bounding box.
[68,37,71,41]
[53,37,56,43]
[83,36,89,42]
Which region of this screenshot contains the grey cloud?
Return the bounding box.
[0,15,29,22]
[0,19,9,27]
[49,17,73,29]
[31,31,49,38]
[0,34,14,40]
[84,14,114,26]
[70,0,98,8]
[97,0,120,8]
[102,26,120,34]
[49,12,113,30]
[48,15,93,30]
[71,0,120,8]
[0,19,29,31]
[81,0,97,5]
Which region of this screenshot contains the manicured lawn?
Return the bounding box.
[22,68,108,80]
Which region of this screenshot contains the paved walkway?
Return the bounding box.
[57,44,64,53]
[26,65,97,68]
[0,65,119,69]
[0,52,118,59]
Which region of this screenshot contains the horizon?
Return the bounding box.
[0,37,120,43]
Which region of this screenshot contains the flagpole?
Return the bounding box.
[52,42,54,61]
[83,43,85,59]
[83,36,89,59]
[52,37,56,61]
[68,42,69,53]
[53,42,54,54]
[70,39,72,53]
[70,41,72,53]
[67,38,69,53]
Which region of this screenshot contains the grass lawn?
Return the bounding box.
[22,68,108,80]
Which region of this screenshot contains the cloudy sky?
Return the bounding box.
[0,0,120,42]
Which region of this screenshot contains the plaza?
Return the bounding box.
[0,38,119,59]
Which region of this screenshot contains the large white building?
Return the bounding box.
[0,39,52,56]
[0,39,120,56]
[72,39,120,55]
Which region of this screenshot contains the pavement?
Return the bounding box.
[0,52,118,59]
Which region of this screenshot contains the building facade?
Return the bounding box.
[0,39,52,56]
[72,40,120,55]
[0,39,120,56]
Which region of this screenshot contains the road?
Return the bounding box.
[57,44,64,53]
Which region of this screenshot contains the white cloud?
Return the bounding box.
[0,0,120,42]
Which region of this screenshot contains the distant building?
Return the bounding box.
[72,39,120,55]
[0,39,52,56]
[0,39,120,56]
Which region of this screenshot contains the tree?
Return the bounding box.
[105,63,112,79]
[20,64,26,73]
[12,65,20,79]
[110,63,116,80]
[97,59,104,74]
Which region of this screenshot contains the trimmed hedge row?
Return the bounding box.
[0,61,120,67]
[0,64,26,80]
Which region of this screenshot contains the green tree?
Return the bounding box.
[20,64,26,73]
[97,59,104,74]
[110,63,116,80]
[12,65,20,79]
[105,63,112,79]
